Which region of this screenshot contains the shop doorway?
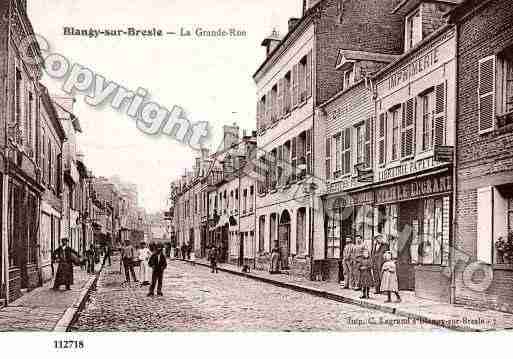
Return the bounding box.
[397,201,417,291]
[279,210,291,270]
[238,232,244,266]
[218,224,229,263]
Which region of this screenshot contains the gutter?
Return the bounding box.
[450,19,459,306]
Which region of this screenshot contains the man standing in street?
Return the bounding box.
[352,235,364,290]
[208,245,219,273]
[342,237,355,289]
[372,234,390,294]
[103,243,112,267]
[121,240,138,284]
[147,244,167,296]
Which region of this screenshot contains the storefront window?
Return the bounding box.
[375,204,398,258]
[495,194,513,264]
[419,198,445,265]
[327,200,341,259]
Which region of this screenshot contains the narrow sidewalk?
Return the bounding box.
[178,257,513,332]
[0,261,103,332]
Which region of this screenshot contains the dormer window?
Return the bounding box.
[343,66,355,91]
[405,9,422,51]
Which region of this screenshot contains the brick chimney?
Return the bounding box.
[261,28,281,56]
[303,0,321,14]
[223,123,239,151]
[288,18,300,32]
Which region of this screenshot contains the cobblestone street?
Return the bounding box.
[71,258,443,332]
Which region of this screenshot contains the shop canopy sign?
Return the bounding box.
[375,173,452,205]
[377,156,451,182]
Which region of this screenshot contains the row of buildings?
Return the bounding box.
[170,0,513,314]
[0,0,147,304]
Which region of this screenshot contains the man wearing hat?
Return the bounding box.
[342,236,355,289]
[147,244,168,296]
[372,234,390,294]
[52,238,80,290]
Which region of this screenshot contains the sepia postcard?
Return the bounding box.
[0,0,513,352]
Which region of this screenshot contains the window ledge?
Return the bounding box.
[493,264,513,271]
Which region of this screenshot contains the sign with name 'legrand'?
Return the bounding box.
[388,47,439,90]
[375,174,452,204]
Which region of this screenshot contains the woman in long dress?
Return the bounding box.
[138,242,152,286]
[380,251,401,303]
[269,246,280,274]
[52,238,80,290]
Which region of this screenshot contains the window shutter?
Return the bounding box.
[364,117,372,169]
[291,137,297,182]
[478,56,496,134]
[325,137,331,180]
[41,130,46,185]
[284,74,291,114]
[402,98,415,158]
[344,127,351,175]
[306,50,312,98]
[378,113,386,165]
[434,82,446,146]
[277,78,283,118]
[57,152,62,194]
[256,100,260,130]
[306,129,312,174]
[292,64,298,108]
[277,145,283,186]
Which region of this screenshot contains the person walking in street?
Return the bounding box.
[372,234,389,294]
[138,242,152,286]
[52,238,80,291]
[358,249,374,299]
[85,244,96,274]
[103,244,112,267]
[147,244,167,296]
[380,251,401,303]
[342,237,355,289]
[181,243,187,260]
[208,245,219,273]
[352,235,364,290]
[121,240,138,284]
[269,245,280,274]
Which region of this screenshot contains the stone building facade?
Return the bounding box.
[253,0,404,279]
[450,0,513,313]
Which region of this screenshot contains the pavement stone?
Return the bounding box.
[0,263,101,332]
[71,258,444,332]
[186,258,513,332]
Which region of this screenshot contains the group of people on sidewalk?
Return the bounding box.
[51,238,111,291]
[343,234,401,303]
[120,240,168,296]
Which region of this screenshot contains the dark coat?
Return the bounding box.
[358,257,374,288]
[52,246,79,286]
[208,248,218,262]
[149,251,167,273]
[372,243,389,275]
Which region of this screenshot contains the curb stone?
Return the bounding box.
[175,258,485,332]
[53,262,104,332]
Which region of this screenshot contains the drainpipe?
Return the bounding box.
[2,1,13,304]
[450,23,459,305]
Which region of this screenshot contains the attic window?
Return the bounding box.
[342,66,355,91]
[405,9,422,51]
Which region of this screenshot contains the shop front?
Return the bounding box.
[324,188,374,283]
[374,170,452,301]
